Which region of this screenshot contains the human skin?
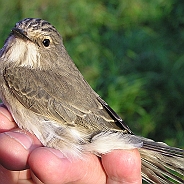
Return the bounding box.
[0,104,142,184]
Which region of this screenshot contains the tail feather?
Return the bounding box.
[142,141,183,158]
[141,163,172,184]
[139,140,184,183]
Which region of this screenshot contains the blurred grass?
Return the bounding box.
[0,0,183,148]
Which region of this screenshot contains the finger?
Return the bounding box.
[102,149,142,184]
[30,171,44,184]
[0,164,19,184]
[29,147,106,184]
[0,129,42,170]
[16,169,34,184]
[0,105,16,132]
[0,164,33,184]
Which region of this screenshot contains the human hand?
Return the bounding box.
[0,104,142,184]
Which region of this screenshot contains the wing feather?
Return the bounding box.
[3,66,120,130]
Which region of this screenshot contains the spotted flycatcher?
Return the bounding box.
[0,18,183,183]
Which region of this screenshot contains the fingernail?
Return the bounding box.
[4,131,33,150]
[47,148,66,159]
[0,107,14,122]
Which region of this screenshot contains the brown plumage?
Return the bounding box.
[0,18,183,183]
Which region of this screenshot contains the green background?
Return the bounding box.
[0,0,184,148]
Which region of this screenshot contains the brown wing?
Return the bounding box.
[3,66,128,131]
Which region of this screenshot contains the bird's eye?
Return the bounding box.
[42,39,50,47]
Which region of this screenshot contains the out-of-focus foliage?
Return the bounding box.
[0,0,184,147]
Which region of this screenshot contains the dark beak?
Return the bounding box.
[11,28,29,40]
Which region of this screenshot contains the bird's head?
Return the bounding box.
[0,18,66,69]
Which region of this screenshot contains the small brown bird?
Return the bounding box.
[0,18,183,183]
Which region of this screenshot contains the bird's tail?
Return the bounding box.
[139,140,184,183]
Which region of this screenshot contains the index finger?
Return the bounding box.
[0,104,16,132]
[102,149,142,184]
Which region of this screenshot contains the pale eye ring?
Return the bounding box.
[42,39,50,47]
